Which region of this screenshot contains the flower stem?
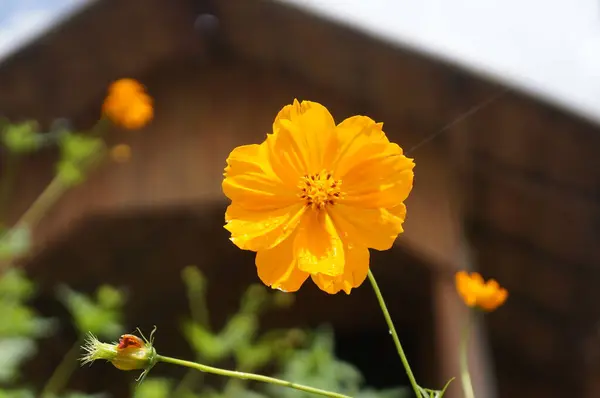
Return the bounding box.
[367,269,422,398]
[459,315,475,398]
[156,355,351,398]
[40,340,81,398]
[16,175,68,229]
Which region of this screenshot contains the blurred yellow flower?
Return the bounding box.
[455,271,508,312]
[223,100,414,294]
[110,144,132,163]
[102,78,153,129]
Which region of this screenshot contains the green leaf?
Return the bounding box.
[132,378,172,398]
[234,342,274,372]
[268,327,363,398]
[271,291,295,309]
[181,266,207,294]
[220,313,258,352]
[56,133,105,186]
[57,285,125,338]
[1,121,41,153]
[56,161,85,186]
[0,337,36,383]
[182,322,228,363]
[0,268,35,301]
[356,387,410,398]
[96,285,125,309]
[0,389,35,398]
[418,378,455,398]
[181,266,210,328]
[59,134,103,164]
[240,285,269,315]
[0,227,32,262]
[0,301,55,337]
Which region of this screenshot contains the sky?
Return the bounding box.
[1,0,600,124]
[281,0,600,125]
[0,0,87,60]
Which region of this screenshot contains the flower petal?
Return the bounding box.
[269,100,337,178]
[329,203,406,251]
[333,116,415,208]
[311,244,369,294]
[294,210,344,276]
[225,203,305,251]
[223,143,297,210]
[256,234,309,292]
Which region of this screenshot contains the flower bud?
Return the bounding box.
[81,332,157,372]
[102,78,153,130]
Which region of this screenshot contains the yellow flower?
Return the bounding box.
[455,271,508,312]
[102,78,153,129]
[222,100,415,294]
[110,144,132,163]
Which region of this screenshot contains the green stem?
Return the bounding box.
[459,315,475,398]
[16,176,67,229]
[40,340,81,398]
[156,355,351,398]
[0,175,69,271]
[367,269,422,398]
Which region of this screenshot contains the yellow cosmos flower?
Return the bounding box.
[222,100,415,294]
[455,271,508,312]
[102,78,153,129]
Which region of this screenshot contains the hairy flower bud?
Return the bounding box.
[81,331,157,377]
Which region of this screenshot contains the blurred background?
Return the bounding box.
[1,1,600,398]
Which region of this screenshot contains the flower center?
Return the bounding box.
[298,170,342,210]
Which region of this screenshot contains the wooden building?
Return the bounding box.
[1,1,599,397]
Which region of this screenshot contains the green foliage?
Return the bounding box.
[56,133,104,186]
[0,267,128,397]
[139,267,407,398]
[0,388,35,398]
[0,269,56,385]
[0,227,32,262]
[57,284,126,338]
[133,378,172,398]
[1,121,42,154]
[417,378,454,398]
[0,338,36,383]
[269,327,408,398]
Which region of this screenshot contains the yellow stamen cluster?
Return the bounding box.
[298,170,342,210]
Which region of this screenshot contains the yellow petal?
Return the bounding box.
[256,234,309,292]
[331,116,390,176]
[471,272,485,285]
[311,244,369,294]
[329,204,406,251]
[332,116,415,208]
[294,210,344,277]
[223,143,297,210]
[225,203,305,251]
[269,100,336,177]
